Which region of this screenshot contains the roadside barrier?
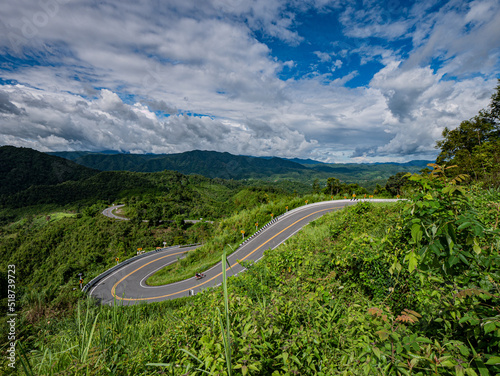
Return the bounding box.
[87,199,402,294]
[82,243,201,293]
[234,198,401,249]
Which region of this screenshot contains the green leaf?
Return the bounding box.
[407,251,418,272]
[457,222,473,230]
[241,365,248,376]
[483,322,496,334]
[282,352,289,363]
[459,345,470,357]
[465,369,479,376]
[376,329,389,340]
[473,238,482,255]
[411,223,423,243]
[416,337,433,344]
[440,360,455,367]
[485,356,500,365]
[147,363,173,367]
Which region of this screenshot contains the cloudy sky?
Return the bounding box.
[0,0,499,162]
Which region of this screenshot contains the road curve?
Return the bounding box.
[91,199,399,305]
[102,204,213,224]
[102,204,129,220]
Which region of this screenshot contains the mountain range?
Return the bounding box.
[48,149,433,182]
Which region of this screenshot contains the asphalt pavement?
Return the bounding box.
[90,199,399,305]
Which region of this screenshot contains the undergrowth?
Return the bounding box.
[2,179,499,375]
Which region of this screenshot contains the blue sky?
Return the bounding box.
[0,0,499,162]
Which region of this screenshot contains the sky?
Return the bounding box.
[0,0,499,163]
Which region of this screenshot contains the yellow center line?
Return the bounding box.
[110,249,193,299]
[112,207,334,301]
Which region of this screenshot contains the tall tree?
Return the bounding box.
[324,177,341,196]
[312,178,320,194]
[385,172,408,196]
[435,80,500,185]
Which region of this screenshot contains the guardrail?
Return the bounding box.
[234,199,349,249]
[87,199,402,293]
[234,198,402,249]
[82,243,201,293]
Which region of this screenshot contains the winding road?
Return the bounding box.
[102,204,129,220]
[91,199,399,305]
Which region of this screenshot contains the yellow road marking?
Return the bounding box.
[112,207,334,301]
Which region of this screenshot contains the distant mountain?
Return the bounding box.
[283,157,324,165]
[48,150,309,179]
[257,156,323,165]
[47,149,434,191]
[0,146,98,196]
[391,160,434,167]
[255,155,433,169]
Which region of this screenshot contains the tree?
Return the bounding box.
[323,177,341,196]
[312,179,320,194]
[435,80,500,185]
[373,183,387,196]
[385,172,408,196]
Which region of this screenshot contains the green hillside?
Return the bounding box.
[48,149,432,188]
[1,183,498,375]
[0,146,98,196]
[48,150,310,179]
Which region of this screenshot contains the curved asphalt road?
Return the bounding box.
[91,199,399,305]
[102,204,129,220]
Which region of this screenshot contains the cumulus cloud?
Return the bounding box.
[0,0,499,162]
[314,51,332,62]
[0,91,25,115]
[0,85,317,157]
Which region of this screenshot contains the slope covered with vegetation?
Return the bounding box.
[0,146,98,196]
[49,149,430,190]
[3,176,499,375]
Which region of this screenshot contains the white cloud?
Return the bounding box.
[314,51,332,62]
[0,0,499,163]
[405,0,500,76]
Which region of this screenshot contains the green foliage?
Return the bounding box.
[436,80,500,186]
[3,172,499,375]
[397,166,500,375]
[385,171,410,196]
[323,177,341,196]
[0,145,98,196]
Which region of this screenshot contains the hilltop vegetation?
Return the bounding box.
[0,146,98,196]
[436,80,500,187]
[49,149,431,190]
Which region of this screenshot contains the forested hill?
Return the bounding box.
[48,150,309,179]
[0,146,98,196]
[49,149,432,182]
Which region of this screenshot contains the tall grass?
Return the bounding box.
[147,245,234,375]
[218,245,233,375]
[15,296,191,375]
